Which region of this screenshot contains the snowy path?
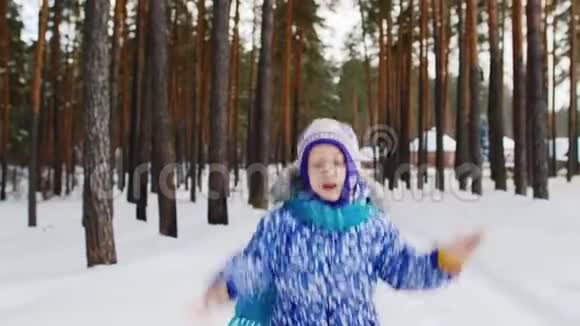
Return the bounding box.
[0,178,578,325]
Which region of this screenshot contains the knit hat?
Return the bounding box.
[296,118,361,205]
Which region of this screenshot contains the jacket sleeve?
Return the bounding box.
[219,210,280,299]
[373,214,454,290]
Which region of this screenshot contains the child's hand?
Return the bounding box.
[191,280,230,323]
[202,280,230,309]
[438,231,483,274]
[193,280,230,321]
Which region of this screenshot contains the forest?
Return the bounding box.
[0,0,579,266]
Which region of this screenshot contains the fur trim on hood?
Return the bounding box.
[269,164,389,213]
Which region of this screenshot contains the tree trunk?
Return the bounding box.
[0,0,10,200]
[291,25,304,161]
[550,0,558,177]
[407,0,414,188]
[178,24,187,190]
[151,125,159,194]
[82,0,117,266]
[39,41,53,199]
[198,38,211,192]
[228,0,241,188]
[208,0,230,225]
[149,0,177,236]
[466,0,482,195]
[120,1,130,190]
[51,0,64,196]
[71,21,82,193]
[418,0,429,190]
[542,0,549,122]
[384,4,391,138]
[111,0,126,191]
[181,16,192,193]
[127,0,148,204]
[372,6,387,182]
[432,0,445,191]
[385,3,392,133]
[29,0,49,227]
[280,0,293,164]
[378,14,386,128]
[512,0,528,195]
[62,46,73,195]
[270,4,281,170]
[195,1,207,193]
[526,0,549,198]
[275,126,282,168]
[527,75,535,186]
[499,0,507,173]
[190,33,198,202]
[387,5,398,189]
[37,46,47,196]
[136,0,152,222]
[170,10,185,191]
[248,0,273,209]
[246,0,258,175]
[400,1,413,189]
[455,0,469,191]
[487,0,507,190]
[442,0,451,136]
[66,17,82,195]
[233,54,241,188]
[358,0,374,130]
[568,0,578,181]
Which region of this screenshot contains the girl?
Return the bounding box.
[202,118,482,325]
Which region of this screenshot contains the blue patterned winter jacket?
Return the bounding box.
[221,177,453,326]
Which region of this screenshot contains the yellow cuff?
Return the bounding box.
[437,250,463,275]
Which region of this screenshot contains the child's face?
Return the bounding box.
[307,144,347,202]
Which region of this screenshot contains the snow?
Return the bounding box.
[503,137,516,168]
[1,171,579,326]
[503,137,515,150]
[410,128,457,152]
[359,146,375,162]
[547,137,580,162]
[361,129,458,155]
[359,146,388,162]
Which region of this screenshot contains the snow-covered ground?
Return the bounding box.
[0,171,579,326]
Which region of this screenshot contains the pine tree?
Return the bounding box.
[0,0,10,200]
[467,0,482,195]
[111,0,127,191]
[248,0,274,209]
[127,0,148,204]
[82,0,117,266]
[208,0,230,224]
[433,0,446,191]
[568,0,578,181]
[527,0,549,198]
[418,0,430,190]
[28,0,50,227]
[149,0,177,236]
[513,0,528,195]
[455,0,469,191]
[487,0,507,190]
